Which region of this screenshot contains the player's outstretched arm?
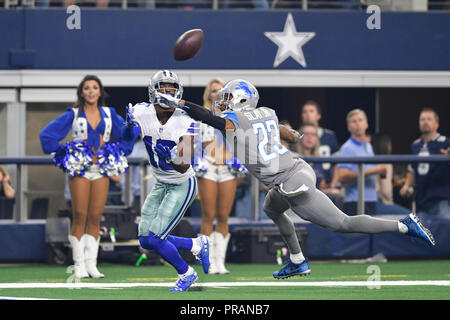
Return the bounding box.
[154,92,234,131]
[181,100,236,131]
[279,124,301,144]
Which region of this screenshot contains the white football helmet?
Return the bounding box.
[148,70,183,107]
[216,79,259,112]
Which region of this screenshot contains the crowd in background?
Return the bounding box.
[4,0,450,10]
[106,95,449,222]
[0,81,448,223]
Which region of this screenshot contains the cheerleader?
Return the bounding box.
[40,75,133,278]
[194,78,247,274]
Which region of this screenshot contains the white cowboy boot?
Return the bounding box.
[83,234,104,278]
[68,235,89,279]
[215,232,230,274]
[207,232,220,274]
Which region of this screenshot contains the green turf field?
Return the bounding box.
[0,260,449,300]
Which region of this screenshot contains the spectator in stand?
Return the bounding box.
[0,166,15,219]
[337,109,387,216]
[295,123,325,190]
[399,108,449,219]
[0,166,15,199]
[296,122,342,207]
[299,100,340,190]
[372,133,410,215]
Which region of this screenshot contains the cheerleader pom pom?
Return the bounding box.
[97,142,129,177]
[225,157,248,177]
[193,157,208,177]
[52,141,93,177]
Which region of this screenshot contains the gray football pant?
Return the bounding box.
[263,164,400,255]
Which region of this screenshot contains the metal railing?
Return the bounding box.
[251,154,449,219]
[0,154,448,221]
[295,155,449,216]
[3,0,450,10]
[0,156,149,221]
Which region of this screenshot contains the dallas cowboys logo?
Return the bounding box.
[264,13,316,68]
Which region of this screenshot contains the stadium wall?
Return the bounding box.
[0,9,450,71]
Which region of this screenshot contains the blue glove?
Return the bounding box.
[155,92,181,109]
[225,157,248,177]
[154,143,177,163]
[125,103,138,128]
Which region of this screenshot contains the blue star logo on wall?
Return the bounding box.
[264,13,316,68]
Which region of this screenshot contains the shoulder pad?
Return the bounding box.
[134,102,150,108]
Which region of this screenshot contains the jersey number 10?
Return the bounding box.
[143,136,176,170]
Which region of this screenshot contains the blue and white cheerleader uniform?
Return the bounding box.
[40,106,134,179]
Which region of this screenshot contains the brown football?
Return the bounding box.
[173,29,204,61]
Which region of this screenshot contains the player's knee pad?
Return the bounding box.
[263,197,275,219]
[139,232,163,250]
[328,215,349,233]
[263,189,290,220]
[263,204,279,220]
[139,235,151,250]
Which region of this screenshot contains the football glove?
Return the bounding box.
[154,143,178,163]
[125,103,138,128]
[155,92,181,109]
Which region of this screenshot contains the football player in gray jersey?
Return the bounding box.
[155,80,435,279]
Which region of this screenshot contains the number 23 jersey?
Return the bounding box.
[132,102,199,184]
[220,106,306,188]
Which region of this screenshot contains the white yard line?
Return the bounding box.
[0,280,449,289]
[0,296,64,300]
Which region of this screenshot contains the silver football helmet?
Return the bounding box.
[148,70,183,107]
[218,79,259,112]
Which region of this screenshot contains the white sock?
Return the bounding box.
[190,237,202,255]
[181,266,195,278]
[290,252,305,264]
[398,221,408,234]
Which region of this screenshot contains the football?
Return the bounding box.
[173,29,204,61]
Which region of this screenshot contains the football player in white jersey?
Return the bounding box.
[122,70,210,292]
